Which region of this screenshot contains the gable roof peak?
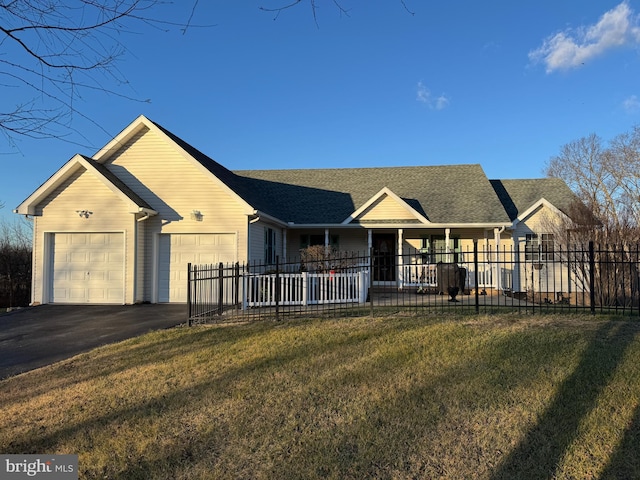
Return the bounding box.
[14,153,156,215]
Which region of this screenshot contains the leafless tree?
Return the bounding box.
[545,128,640,308]
[260,0,414,26]
[546,128,640,247]
[0,217,32,307]
[0,0,201,145]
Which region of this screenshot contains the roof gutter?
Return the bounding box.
[135,207,157,222]
[13,209,34,221]
[282,222,513,229]
[250,210,289,228]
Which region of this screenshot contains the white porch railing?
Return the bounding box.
[242,262,501,309]
[401,264,438,286]
[470,264,494,289]
[400,263,496,289]
[244,270,369,308]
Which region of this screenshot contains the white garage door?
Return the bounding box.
[158,233,236,303]
[51,233,124,303]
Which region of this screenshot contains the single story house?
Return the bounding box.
[15,115,580,304]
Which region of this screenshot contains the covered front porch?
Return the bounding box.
[283,226,512,292]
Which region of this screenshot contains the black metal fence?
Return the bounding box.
[187,241,640,324]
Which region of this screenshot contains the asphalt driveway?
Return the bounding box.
[0,304,187,379]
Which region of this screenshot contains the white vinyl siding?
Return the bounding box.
[30,167,135,304]
[249,222,283,264]
[50,233,124,303]
[157,233,237,303]
[355,193,417,222]
[103,126,251,299]
[104,127,249,235]
[249,221,264,263]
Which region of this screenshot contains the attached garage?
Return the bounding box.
[157,233,237,302]
[50,232,125,303]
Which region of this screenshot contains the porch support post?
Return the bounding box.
[445,228,451,263]
[494,227,502,292]
[367,229,372,255]
[325,228,329,253]
[397,229,404,289]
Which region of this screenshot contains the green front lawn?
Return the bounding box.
[1,314,639,479]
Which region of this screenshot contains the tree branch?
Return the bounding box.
[0,0,204,145]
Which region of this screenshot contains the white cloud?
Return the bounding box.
[416,81,450,110]
[435,95,450,110]
[529,2,640,73]
[623,94,640,112]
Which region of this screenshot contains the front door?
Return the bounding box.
[372,233,396,282]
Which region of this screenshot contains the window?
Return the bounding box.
[265,228,276,264]
[421,236,461,263]
[300,234,339,250]
[525,233,554,261]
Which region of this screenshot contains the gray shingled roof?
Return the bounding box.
[150,119,580,227]
[490,178,580,222]
[233,165,513,225]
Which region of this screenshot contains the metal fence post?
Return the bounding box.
[474,240,479,314]
[369,247,374,318]
[234,262,240,311]
[218,262,224,315]
[589,241,595,314]
[187,262,192,326]
[275,255,280,321]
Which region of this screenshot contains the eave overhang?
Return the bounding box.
[282,222,513,230]
[14,154,158,216]
[251,210,289,228]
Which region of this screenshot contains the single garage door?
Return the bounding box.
[51,232,125,303]
[158,233,236,303]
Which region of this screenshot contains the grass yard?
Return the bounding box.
[2,314,640,479]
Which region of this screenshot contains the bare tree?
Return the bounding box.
[545,128,640,308]
[0,0,200,145]
[1,1,413,143]
[546,129,640,246]
[0,217,32,308]
[260,0,414,26]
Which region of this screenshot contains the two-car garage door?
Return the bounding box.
[49,232,236,304]
[51,233,124,303]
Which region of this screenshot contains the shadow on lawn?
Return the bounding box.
[490,320,639,480]
[599,400,640,479]
[4,319,432,479]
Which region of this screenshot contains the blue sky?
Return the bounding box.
[3,0,640,221]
